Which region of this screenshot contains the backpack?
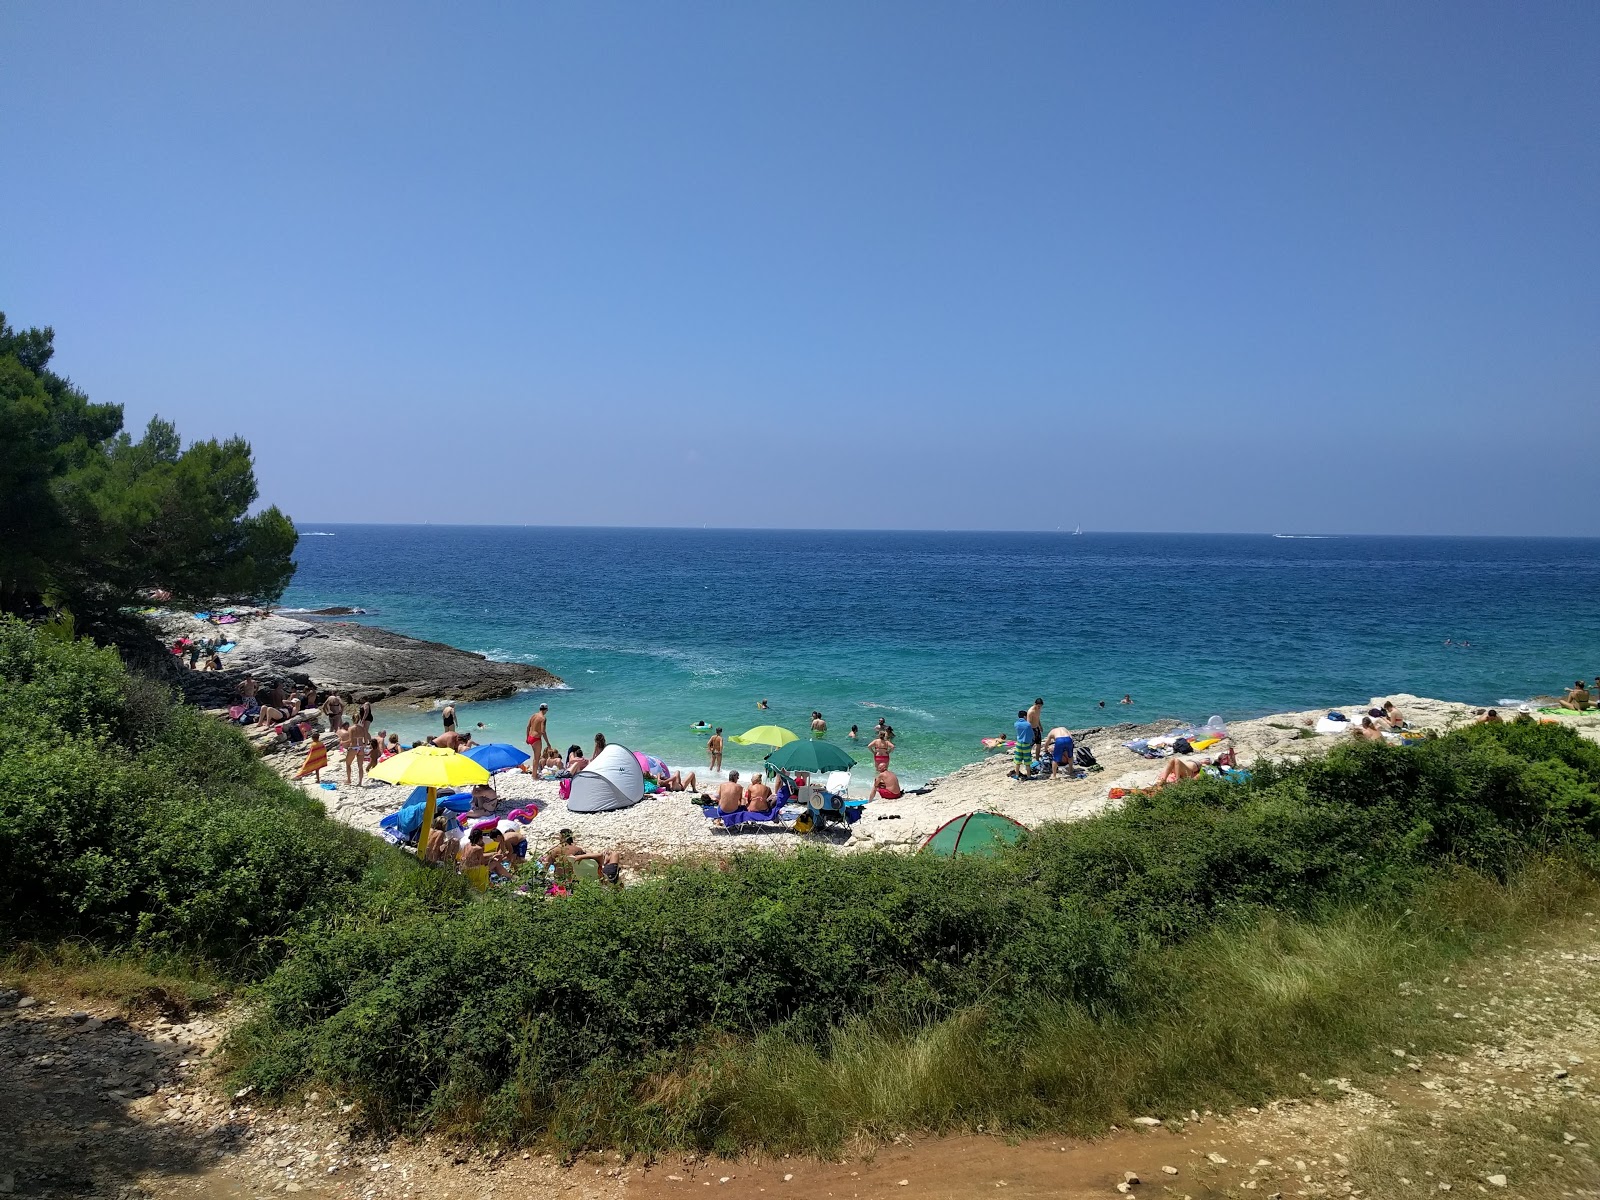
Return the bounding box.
[1172,737,1194,755]
[1074,744,1098,768]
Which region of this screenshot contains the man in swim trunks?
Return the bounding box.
[1025,698,1045,762]
[434,729,471,751]
[811,712,827,738]
[872,767,903,799]
[1046,727,1075,778]
[868,731,894,773]
[1011,710,1034,778]
[526,703,548,765]
[717,771,745,814]
[744,773,774,813]
[707,728,723,772]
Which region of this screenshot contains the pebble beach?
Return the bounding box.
[260,693,1600,867]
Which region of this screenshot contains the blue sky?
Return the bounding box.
[4,2,1597,534]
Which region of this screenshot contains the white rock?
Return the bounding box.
[1207,1153,1229,1165]
[1161,1166,1179,1175]
[1132,1116,1161,1126]
[1485,1175,1506,1187]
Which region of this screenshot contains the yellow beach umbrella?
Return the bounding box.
[369,746,492,864]
[728,725,799,748]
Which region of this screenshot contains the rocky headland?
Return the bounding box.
[152,610,562,707]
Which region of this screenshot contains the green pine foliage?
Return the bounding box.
[0,314,296,625]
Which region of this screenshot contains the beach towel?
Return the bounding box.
[295,741,329,778]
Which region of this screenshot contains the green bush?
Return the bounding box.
[230,719,1600,1146]
[0,616,409,973]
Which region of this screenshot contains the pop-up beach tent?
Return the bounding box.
[567,743,646,812]
[920,811,1028,858]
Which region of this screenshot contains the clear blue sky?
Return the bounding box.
[4,2,1597,534]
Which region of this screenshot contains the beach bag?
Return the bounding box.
[1074,744,1097,768]
[1172,737,1194,755]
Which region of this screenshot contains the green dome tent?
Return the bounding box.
[920,811,1028,857]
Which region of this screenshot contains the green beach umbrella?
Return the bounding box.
[729,725,799,748]
[765,738,857,774]
[920,811,1028,858]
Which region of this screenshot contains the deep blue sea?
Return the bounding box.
[281,528,1600,787]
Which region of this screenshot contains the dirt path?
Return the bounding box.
[5,912,1598,1200]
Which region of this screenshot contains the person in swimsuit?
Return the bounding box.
[321,692,346,733]
[744,774,774,813]
[707,728,723,772]
[757,699,769,710]
[1010,710,1034,778]
[434,729,471,751]
[848,725,858,740]
[717,771,745,814]
[566,745,588,772]
[868,731,894,773]
[872,767,903,799]
[1562,681,1593,711]
[526,703,549,765]
[442,704,457,732]
[345,716,371,784]
[1026,698,1044,762]
[811,712,827,739]
[1046,727,1075,778]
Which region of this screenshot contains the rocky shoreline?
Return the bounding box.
[151,610,563,707]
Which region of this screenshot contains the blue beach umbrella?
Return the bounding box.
[464,742,531,773]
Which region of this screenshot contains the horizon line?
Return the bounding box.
[285,522,1600,540]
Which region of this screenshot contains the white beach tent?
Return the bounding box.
[566,743,646,813]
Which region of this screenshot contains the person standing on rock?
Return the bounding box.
[320,691,345,733]
[526,704,549,767]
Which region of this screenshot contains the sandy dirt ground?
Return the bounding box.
[6,891,1595,1200]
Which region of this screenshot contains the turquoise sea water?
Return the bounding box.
[281,527,1600,787]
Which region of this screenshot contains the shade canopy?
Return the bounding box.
[465,742,531,773]
[369,745,492,788]
[766,739,857,774]
[920,811,1028,858]
[567,743,647,812]
[729,725,799,748]
[633,751,671,778]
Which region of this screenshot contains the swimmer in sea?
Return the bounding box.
[757,699,769,710]
[1120,694,1133,705]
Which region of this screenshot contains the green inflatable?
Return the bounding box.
[920,811,1028,858]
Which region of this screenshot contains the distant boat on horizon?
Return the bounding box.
[1073,524,1082,535]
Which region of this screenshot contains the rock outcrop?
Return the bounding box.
[153,612,561,706]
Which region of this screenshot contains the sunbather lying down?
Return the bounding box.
[1152,740,1238,787]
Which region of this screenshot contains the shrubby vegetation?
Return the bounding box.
[4,614,1597,1152]
[230,706,1600,1148]
[0,617,451,975]
[0,314,296,628]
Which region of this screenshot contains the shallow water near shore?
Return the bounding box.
[280,527,1600,787]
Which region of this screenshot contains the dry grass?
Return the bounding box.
[2,940,225,1018]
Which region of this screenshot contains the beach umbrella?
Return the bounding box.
[920,811,1028,858]
[465,742,531,773]
[729,725,799,748]
[765,739,856,774]
[370,746,492,873]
